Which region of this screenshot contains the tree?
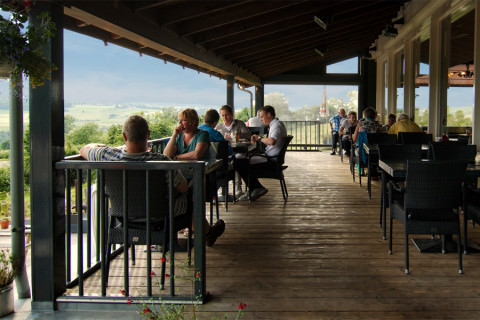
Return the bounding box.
[64,115,76,134]
[264,92,292,120]
[105,124,124,146]
[235,107,249,122]
[66,123,104,146]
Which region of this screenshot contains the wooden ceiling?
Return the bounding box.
[61,0,408,86]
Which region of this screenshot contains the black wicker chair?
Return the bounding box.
[104,169,191,289]
[463,185,480,254]
[430,143,476,162]
[212,140,236,213]
[254,135,293,201]
[378,144,422,240]
[398,132,432,144]
[388,160,467,274]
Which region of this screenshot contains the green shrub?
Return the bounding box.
[0,167,10,193]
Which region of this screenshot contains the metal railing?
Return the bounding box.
[54,144,210,308]
[283,119,332,151]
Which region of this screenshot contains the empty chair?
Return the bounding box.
[463,184,480,254]
[398,132,432,144]
[430,143,476,162]
[378,144,422,239]
[388,160,467,274]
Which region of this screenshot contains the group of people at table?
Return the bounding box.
[79,104,287,248]
[329,106,422,157]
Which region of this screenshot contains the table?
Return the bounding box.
[379,159,480,253]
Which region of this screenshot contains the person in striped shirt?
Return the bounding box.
[80,114,225,247]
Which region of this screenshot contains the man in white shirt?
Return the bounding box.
[236,105,287,201]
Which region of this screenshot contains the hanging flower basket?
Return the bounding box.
[0,1,56,88]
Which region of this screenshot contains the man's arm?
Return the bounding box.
[80,143,105,160]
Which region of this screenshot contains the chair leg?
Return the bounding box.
[225,182,229,211]
[404,230,409,275]
[216,195,220,221]
[464,209,469,254]
[160,246,167,290]
[280,179,288,201]
[131,243,135,265]
[441,235,446,254]
[457,229,464,274]
[187,226,192,266]
[388,214,393,255]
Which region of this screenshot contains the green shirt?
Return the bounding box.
[175,129,210,160]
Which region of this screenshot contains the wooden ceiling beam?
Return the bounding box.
[177,1,311,38]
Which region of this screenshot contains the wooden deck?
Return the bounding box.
[76,151,480,319]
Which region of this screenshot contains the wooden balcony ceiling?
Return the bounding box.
[61,0,407,86]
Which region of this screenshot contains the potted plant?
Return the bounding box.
[0,200,9,229]
[0,1,56,88]
[0,249,15,317]
[0,214,9,229]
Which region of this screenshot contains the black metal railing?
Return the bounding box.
[55,153,209,308]
[283,119,331,151]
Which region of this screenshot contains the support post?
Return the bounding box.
[29,2,65,310]
[9,72,31,298]
[255,85,264,113]
[359,56,376,118]
[226,75,234,111]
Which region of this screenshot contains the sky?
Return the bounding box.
[0,27,472,114]
[0,29,357,112]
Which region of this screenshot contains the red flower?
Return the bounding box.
[24,0,31,8]
[165,274,169,278]
[120,289,126,296]
[150,245,155,249]
[161,257,166,263]
[143,307,150,314]
[237,303,247,310]
[150,271,155,277]
[126,299,132,304]
[196,272,201,278]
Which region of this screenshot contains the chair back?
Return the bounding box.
[398,132,432,144]
[430,143,476,162]
[273,135,293,166]
[367,133,397,145]
[379,144,422,161]
[404,160,466,210]
[105,169,169,224]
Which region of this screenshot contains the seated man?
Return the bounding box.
[235,105,287,201]
[80,114,225,247]
[339,111,358,157]
[388,113,422,135]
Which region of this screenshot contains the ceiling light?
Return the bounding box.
[314,16,327,30]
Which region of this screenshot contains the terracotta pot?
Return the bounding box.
[0,219,9,229]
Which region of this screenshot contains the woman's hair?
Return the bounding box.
[388,113,397,121]
[204,109,220,125]
[397,113,409,121]
[363,107,377,120]
[123,114,149,143]
[219,104,233,115]
[348,111,357,118]
[178,108,199,125]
